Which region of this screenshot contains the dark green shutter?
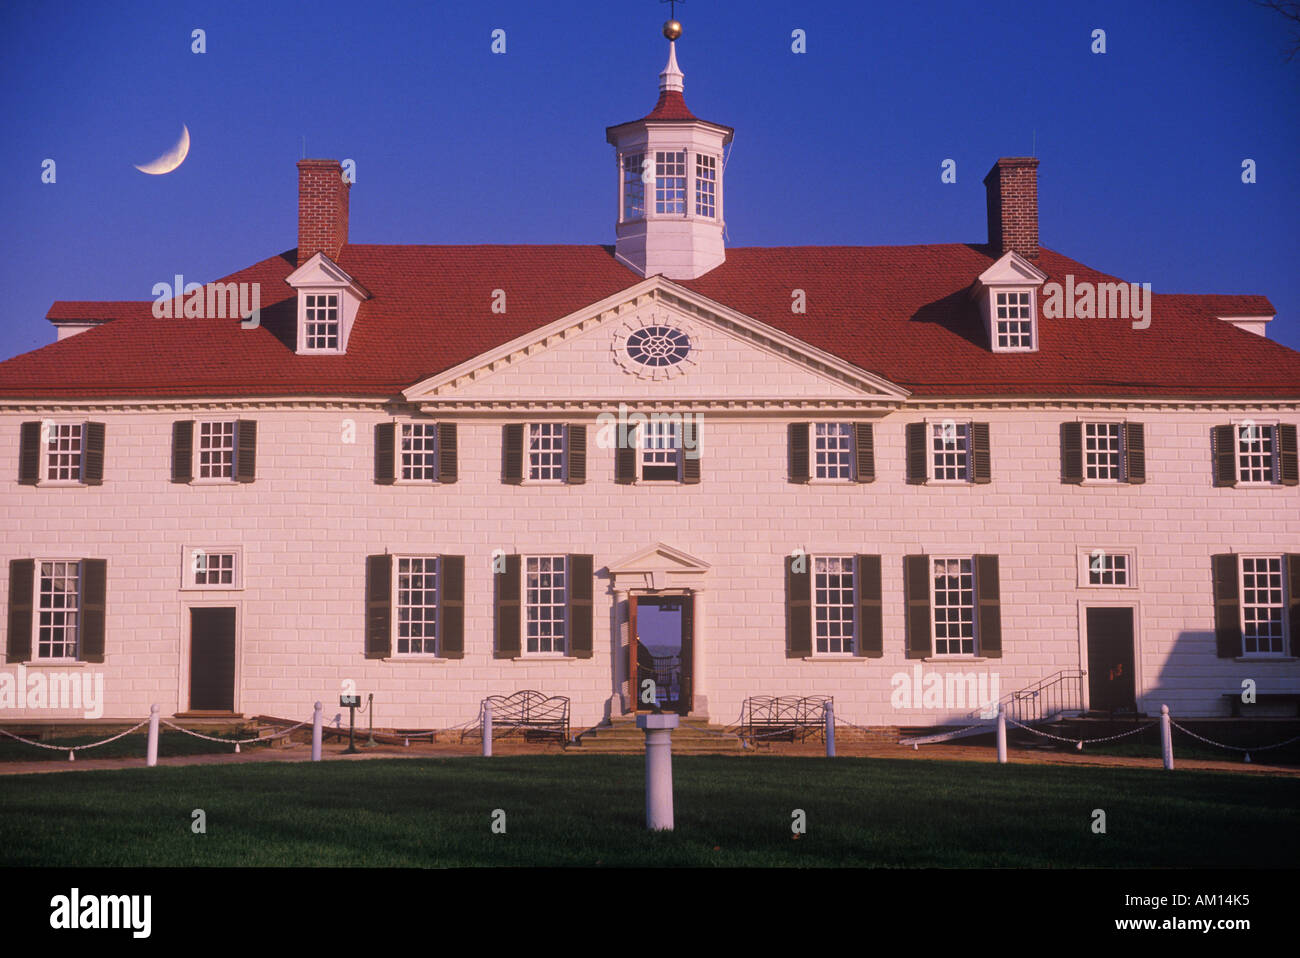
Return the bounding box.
[855,554,883,657]
[439,555,464,659]
[1211,425,1237,487]
[904,554,932,658]
[1278,424,1298,486]
[374,423,395,484]
[615,440,637,483]
[975,554,1001,658]
[171,421,194,483]
[82,422,105,485]
[235,420,257,482]
[682,419,700,484]
[786,554,811,658]
[18,422,41,484]
[6,559,34,663]
[1287,555,1300,655]
[1061,422,1083,484]
[566,424,587,484]
[906,422,927,484]
[568,554,594,658]
[789,423,810,483]
[80,558,107,663]
[365,555,392,659]
[503,424,524,484]
[438,423,458,483]
[1124,422,1146,484]
[1211,553,1240,658]
[854,422,875,483]
[495,554,521,657]
[970,422,990,484]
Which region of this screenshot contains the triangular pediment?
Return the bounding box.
[974,251,1048,288]
[286,252,370,297]
[403,276,908,408]
[608,542,710,593]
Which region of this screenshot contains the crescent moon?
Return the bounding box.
[134,125,190,175]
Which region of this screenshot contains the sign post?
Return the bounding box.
[341,695,361,754]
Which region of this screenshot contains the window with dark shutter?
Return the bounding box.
[502,424,524,484]
[82,422,105,485]
[1287,555,1300,655]
[172,421,194,483]
[365,555,392,659]
[1061,422,1083,484]
[1279,424,1299,486]
[18,422,41,485]
[439,555,465,658]
[905,423,927,484]
[970,422,991,484]
[785,554,811,658]
[1211,553,1241,658]
[374,423,395,484]
[974,554,1001,658]
[566,425,587,484]
[904,554,932,658]
[789,423,810,483]
[6,559,34,663]
[855,554,883,657]
[494,554,522,657]
[854,423,875,483]
[1211,425,1237,487]
[438,423,458,483]
[614,439,637,484]
[682,419,701,484]
[568,554,594,657]
[235,420,257,483]
[80,559,107,663]
[1124,422,1146,484]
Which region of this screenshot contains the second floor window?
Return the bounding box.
[529,423,566,481]
[1084,422,1124,481]
[198,421,236,479]
[641,420,680,480]
[1237,424,1276,484]
[46,424,83,481]
[931,422,970,481]
[814,423,853,480]
[401,424,439,481]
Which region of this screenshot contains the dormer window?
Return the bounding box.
[994,290,1034,349]
[284,252,370,356]
[971,251,1047,354]
[304,294,340,350]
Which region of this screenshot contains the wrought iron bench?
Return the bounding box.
[1222,692,1300,717]
[741,695,832,744]
[466,690,571,744]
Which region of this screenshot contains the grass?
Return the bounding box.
[0,728,268,763]
[0,755,1296,867]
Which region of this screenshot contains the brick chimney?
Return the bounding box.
[297,159,350,265]
[983,157,1039,259]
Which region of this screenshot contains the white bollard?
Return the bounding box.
[825,701,836,757]
[638,713,679,830]
[482,701,493,758]
[996,703,1007,764]
[311,701,323,762]
[1160,704,1174,771]
[146,704,160,767]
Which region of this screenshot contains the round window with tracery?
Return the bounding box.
[625,325,691,368]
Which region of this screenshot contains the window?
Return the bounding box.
[525,556,567,654]
[304,293,340,350]
[1084,422,1124,481]
[931,422,970,481]
[528,423,566,481]
[197,421,236,479]
[814,423,854,480]
[640,419,680,481]
[395,557,439,655]
[45,423,83,481]
[37,560,80,659]
[192,550,236,588]
[932,558,975,655]
[1240,556,1285,655]
[1086,550,1131,587]
[624,325,691,368]
[401,423,439,481]
[622,152,646,220]
[1237,423,1276,484]
[695,154,716,218]
[994,290,1034,350]
[655,151,686,214]
[813,556,855,654]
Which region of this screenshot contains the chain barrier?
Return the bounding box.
[0,718,150,759]
[1169,719,1300,757]
[160,718,312,746]
[1005,716,1155,746]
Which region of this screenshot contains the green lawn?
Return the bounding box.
[1,755,1296,867]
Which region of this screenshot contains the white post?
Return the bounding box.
[825,700,836,757]
[482,701,493,758]
[638,714,678,830]
[1160,704,1174,771]
[311,701,323,762]
[146,704,160,767]
[996,703,1007,764]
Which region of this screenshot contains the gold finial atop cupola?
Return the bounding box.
[660,0,683,40]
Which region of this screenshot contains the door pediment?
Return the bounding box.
[608,542,710,593]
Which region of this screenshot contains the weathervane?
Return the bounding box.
[659,0,683,39]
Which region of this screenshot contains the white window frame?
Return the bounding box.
[40,421,85,485]
[930,556,977,657]
[1077,548,1136,589]
[632,420,683,483]
[392,555,441,657]
[33,558,82,662]
[621,151,647,222]
[810,423,855,483]
[522,554,568,657]
[928,420,972,483]
[694,153,717,219]
[397,421,440,483]
[181,546,243,591]
[1081,420,1126,484]
[525,423,567,484]
[298,291,343,354]
[1232,420,1279,486]
[991,289,1037,352]
[193,419,239,483]
[1238,555,1288,658]
[654,150,687,215]
[810,555,857,656]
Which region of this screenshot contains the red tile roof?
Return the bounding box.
[643,89,697,121]
[0,243,1295,400]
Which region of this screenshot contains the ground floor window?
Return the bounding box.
[932,557,975,655]
[37,560,80,659]
[396,557,439,655]
[526,555,567,654]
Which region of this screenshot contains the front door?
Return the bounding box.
[630,593,693,715]
[1086,607,1136,714]
[190,607,236,712]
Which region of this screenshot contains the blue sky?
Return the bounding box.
[1,0,1297,360]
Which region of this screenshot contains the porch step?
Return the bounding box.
[569,718,745,753]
